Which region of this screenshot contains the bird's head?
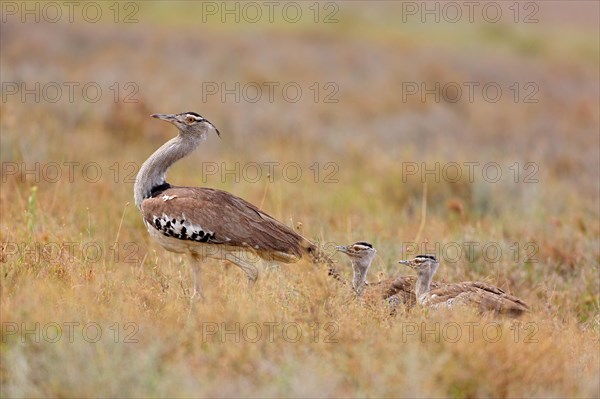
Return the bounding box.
[398,254,439,275]
[151,112,220,139]
[336,241,377,266]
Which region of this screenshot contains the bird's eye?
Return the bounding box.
[186,117,196,124]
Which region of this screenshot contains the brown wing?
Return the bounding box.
[141,186,314,261]
[467,281,530,316]
[364,276,443,309]
[377,276,417,307]
[427,281,530,316]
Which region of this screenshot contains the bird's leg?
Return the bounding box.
[188,254,205,315]
[191,264,204,302]
[224,252,259,288]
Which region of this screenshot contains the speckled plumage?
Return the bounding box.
[400,255,530,317]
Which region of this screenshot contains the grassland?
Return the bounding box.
[1,2,599,397]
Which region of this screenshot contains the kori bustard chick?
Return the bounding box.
[134,112,323,302]
[335,241,442,310]
[399,255,530,317]
[335,242,376,295]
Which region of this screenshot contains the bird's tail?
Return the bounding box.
[303,241,345,283]
[267,229,346,284]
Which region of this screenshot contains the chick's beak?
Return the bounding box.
[151,113,176,122]
[336,245,348,254]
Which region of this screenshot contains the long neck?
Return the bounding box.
[351,258,370,296]
[134,135,201,209]
[415,263,438,304]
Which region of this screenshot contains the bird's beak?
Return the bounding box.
[398,260,415,271]
[336,245,348,254]
[151,113,176,122]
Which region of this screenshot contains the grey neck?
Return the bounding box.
[415,262,439,303]
[351,257,371,296]
[134,134,202,209]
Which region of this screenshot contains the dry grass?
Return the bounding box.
[1,2,599,398]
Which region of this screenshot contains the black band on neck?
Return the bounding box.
[150,182,172,197]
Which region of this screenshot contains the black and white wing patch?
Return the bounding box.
[150,213,220,243]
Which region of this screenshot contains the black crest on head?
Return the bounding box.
[354,241,373,248]
[184,111,202,118]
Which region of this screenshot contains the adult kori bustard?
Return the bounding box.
[133,112,329,301]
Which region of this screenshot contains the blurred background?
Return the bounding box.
[1,1,599,397]
[2,0,598,263]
